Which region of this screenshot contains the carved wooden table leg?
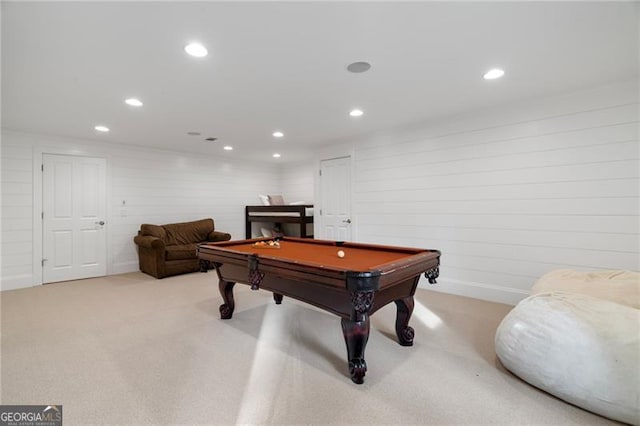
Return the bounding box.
[219,280,235,319]
[199,259,211,272]
[341,290,374,384]
[273,293,283,304]
[394,296,415,346]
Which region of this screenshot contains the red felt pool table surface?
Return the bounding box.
[215,238,420,271]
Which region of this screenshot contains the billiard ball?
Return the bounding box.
[337,250,345,258]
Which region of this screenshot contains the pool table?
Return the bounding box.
[198,237,441,384]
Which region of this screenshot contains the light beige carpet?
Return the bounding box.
[0,272,619,425]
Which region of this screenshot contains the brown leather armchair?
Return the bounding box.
[133,218,231,278]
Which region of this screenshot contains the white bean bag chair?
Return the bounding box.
[495,270,640,425]
[531,269,640,309]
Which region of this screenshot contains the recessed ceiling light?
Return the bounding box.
[223,146,233,151]
[185,42,208,58]
[347,61,371,73]
[94,125,109,132]
[349,109,364,117]
[187,131,201,136]
[205,137,217,142]
[272,131,284,138]
[272,153,281,158]
[125,98,143,107]
[483,68,505,80]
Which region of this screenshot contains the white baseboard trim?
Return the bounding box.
[111,261,139,275]
[419,276,529,306]
[1,264,140,292]
[0,274,36,291]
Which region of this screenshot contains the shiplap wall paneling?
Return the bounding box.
[277,161,315,237]
[110,150,279,274]
[0,131,280,288]
[110,152,279,272]
[1,142,34,288]
[244,161,315,238]
[352,83,639,304]
[279,161,315,203]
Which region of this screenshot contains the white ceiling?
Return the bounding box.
[2,1,638,163]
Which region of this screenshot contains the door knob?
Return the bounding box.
[342,219,352,224]
[95,220,105,226]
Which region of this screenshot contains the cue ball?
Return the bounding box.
[337,250,345,258]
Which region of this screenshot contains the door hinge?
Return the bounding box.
[41,211,44,220]
[319,208,322,216]
[41,164,44,172]
[319,169,322,176]
[41,258,47,266]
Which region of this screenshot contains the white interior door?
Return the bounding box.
[319,156,352,241]
[43,154,107,283]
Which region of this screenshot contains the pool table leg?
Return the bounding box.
[219,280,236,319]
[199,259,211,272]
[273,293,283,304]
[394,296,415,346]
[341,290,374,384]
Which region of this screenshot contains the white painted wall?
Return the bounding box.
[1,140,33,288]
[279,161,315,237]
[0,131,279,290]
[338,81,639,304]
[245,161,316,238]
[2,80,638,306]
[278,161,314,203]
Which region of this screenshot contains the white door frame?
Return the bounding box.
[32,146,112,285]
[315,151,356,241]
